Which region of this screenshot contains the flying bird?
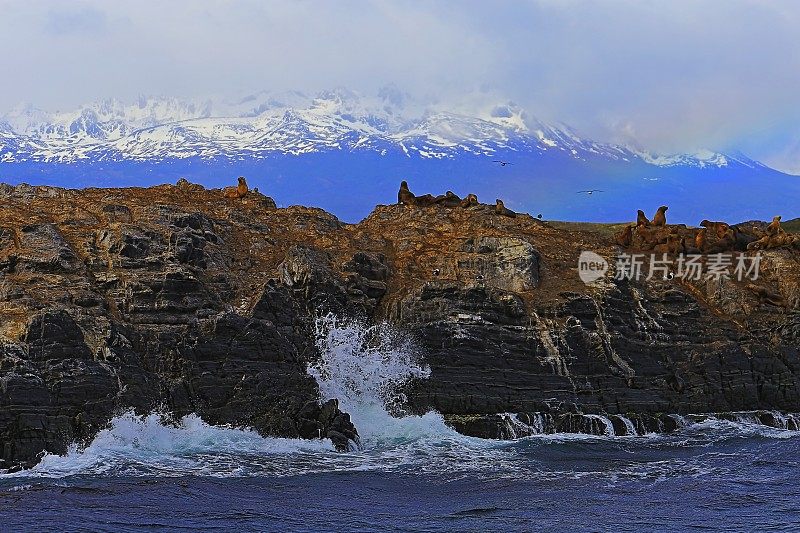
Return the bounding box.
[493,160,511,166]
[577,190,603,195]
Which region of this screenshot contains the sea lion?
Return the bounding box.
[631,225,657,250]
[768,233,795,249]
[495,199,516,218]
[398,181,416,205]
[767,216,783,236]
[435,191,462,207]
[615,224,633,247]
[413,194,437,207]
[695,228,708,252]
[636,210,651,227]
[176,177,204,192]
[224,177,249,199]
[669,233,686,254]
[700,220,732,240]
[707,227,736,253]
[682,237,701,255]
[652,206,668,227]
[652,232,675,254]
[747,235,770,251]
[459,194,479,208]
[732,225,759,251]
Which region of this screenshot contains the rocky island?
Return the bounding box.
[1,180,799,471]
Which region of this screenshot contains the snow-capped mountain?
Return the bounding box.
[0,88,755,168]
[0,88,796,224]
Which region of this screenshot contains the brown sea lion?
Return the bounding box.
[747,235,770,250]
[767,216,783,236]
[495,199,516,217]
[223,176,249,199]
[652,206,668,226]
[682,237,701,254]
[398,181,416,205]
[615,224,633,247]
[695,228,708,252]
[732,225,760,251]
[636,210,651,227]
[413,194,437,207]
[653,232,681,254]
[746,233,793,250]
[176,177,204,192]
[632,225,660,250]
[707,227,736,253]
[769,233,795,249]
[700,220,733,240]
[459,194,479,208]
[435,191,462,207]
[669,233,686,254]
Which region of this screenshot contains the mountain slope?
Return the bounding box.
[0,89,797,223]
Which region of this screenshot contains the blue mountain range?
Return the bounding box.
[1,88,797,223]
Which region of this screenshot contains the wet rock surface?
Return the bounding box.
[1,182,799,469]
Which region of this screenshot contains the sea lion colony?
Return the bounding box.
[397,180,516,217]
[615,206,799,253]
[214,177,792,250]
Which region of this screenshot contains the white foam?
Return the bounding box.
[1,411,334,479]
[308,314,460,445]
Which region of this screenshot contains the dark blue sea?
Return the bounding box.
[1,420,799,532]
[2,319,799,532]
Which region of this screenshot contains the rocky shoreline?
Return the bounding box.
[1,181,799,470]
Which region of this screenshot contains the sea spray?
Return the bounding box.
[308,314,459,444]
[1,411,334,479]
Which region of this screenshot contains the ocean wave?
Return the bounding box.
[1,411,335,479]
[3,316,798,481]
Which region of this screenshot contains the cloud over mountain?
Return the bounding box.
[1,1,799,173]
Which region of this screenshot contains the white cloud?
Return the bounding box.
[0,0,799,173]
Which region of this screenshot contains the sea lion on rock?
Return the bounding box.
[695,228,708,252]
[748,235,769,251]
[707,227,736,253]
[637,210,651,227]
[701,220,733,240]
[767,216,783,236]
[495,199,516,218]
[732,225,760,251]
[413,194,437,207]
[615,224,633,247]
[653,234,679,254]
[668,234,686,254]
[224,177,249,199]
[176,177,204,192]
[435,191,462,207]
[770,233,796,248]
[460,194,479,208]
[398,181,416,205]
[652,206,668,227]
[748,232,797,251]
[682,237,701,254]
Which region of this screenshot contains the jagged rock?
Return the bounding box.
[0,184,799,470]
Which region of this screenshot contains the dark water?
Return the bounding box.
[2,417,799,532]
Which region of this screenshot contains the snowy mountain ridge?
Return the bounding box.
[0,88,762,169]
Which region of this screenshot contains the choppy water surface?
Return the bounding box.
[2,317,799,531]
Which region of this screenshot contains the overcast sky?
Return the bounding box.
[1,0,799,173]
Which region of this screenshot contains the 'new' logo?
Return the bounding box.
[578,251,609,285]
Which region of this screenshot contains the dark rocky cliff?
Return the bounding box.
[1,182,799,470]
